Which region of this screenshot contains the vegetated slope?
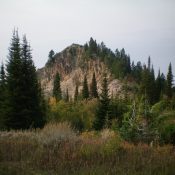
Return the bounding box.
[37,43,124,99]
[0,123,175,175]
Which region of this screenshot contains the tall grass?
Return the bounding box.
[0,123,175,175]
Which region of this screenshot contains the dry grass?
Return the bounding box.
[0,123,175,175]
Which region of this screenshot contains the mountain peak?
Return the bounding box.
[37,39,127,99]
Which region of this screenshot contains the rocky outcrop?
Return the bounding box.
[37,44,123,99]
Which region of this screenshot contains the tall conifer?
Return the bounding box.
[74,84,79,102]
[0,63,7,129]
[166,63,173,99]
[5,31,45,129]
[82,75,89,99]
[93,74,110,130]
[90,72,98,98]
[53,72,62,101]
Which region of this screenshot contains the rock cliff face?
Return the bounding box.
[37,44,123,99]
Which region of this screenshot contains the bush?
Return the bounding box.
[151,100,169,115]
[37,122,77,146]
[159,122,175,144]
[48,99,98,131]
[154,112,175,144]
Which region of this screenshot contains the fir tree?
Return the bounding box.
[93,74,110,130]
[49,50,55,60]
[155,69,165,102]
[82,75,89,99]
[90,72,98,98]
[46,50,55,66]
[88,37,98,55]
[20,35,45,128]
[166,63,173,99]
[0,63,6,87]
[0,63,7,129]
[140,62,156,105]
[5,30,23,129]
[148,56,151,71]
[149,65,156,104]
[65,88,69,102]
[160,73,166,96]
[5,31,45,129]
[53,72,62,101]
[74,84,79,102]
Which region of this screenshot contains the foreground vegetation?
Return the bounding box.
[0,123,175,175]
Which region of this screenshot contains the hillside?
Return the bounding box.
[37,43,124,99]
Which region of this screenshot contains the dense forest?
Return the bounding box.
[0,31,175,175]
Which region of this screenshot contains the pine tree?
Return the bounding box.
[53,72,62,101]
[140,61,156,105]
[160,73,166,96]
[74,84,79,102]
[0,63,6,87]
[90,72,98,98]
[5,31,45,129]
[88,37,98,55]
[0,63,7,129]
[20,35,45,128]
[93,74,110,130]
[82,75,89,99]
[5,30,23,129]
[166,63,173,99]
[46,50,55,66]
[149,65,156,104]
[148,56,151,71]
[156,69,163,102]
[49,50,55,60]
[65,88,69,102]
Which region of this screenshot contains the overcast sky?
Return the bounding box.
[0,0,175,75]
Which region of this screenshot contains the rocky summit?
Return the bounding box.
[37,43,123,99]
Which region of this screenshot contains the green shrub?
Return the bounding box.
[48,99,98,131]
[151,100,169,115]
[160,122,175,144]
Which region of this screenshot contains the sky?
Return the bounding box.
[0,0,175,75]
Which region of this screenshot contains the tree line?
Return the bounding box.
[53,72,98,102]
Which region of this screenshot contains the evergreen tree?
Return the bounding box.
[5,31,45,129]
[0,63,6,86]
[20,35,45,128]
[82,75,89,99]
[49,50,55,60]
[160,73,166,96]
[149,65,156,104]
[74,84,79,102]
[53,72,62,101]
[65,88,69,102]
[140,60,156,105]
[46,50,55,66]
[166,63,173,99]
[126,55,131,74]
[0,63,7,129]
[148,56,151,71]
[155,69,166,101]
[5,30,22,129]
[93,74,110,130]
[90,72,98,98]
[132,61,142,83]
[88,37,97,55]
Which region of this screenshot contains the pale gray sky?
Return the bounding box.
[0,0,175,75]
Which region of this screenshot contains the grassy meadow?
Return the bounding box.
[0,123,175,175]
